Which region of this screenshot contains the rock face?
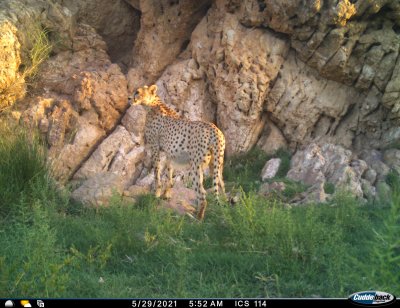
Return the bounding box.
[0,19,22,110]
[238,0,400,150]
[3,0,400,207]
[267,51,364,149]
[127,0,212,91]
[383,149,400,175]
[22,24,128,182]
[257,121,288,155]
[191,9,289,155]
[0,0,75,110]
[72,125,145,206]
[54,0,140,67]
[148,0,399,155]
[155,58,216,123]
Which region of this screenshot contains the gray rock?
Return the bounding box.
[71,125,145,205]
[287,143,326,186]
[258,181,286,197]
[305,182,327,204]
[127,0,212,91]
[288,143,364,197]
[359,149,390,181]
[363,169,377,185]
[361,179,376,201]
[71,173,125,206]
[383,149,400,174]
[261,158,281,181]
[257,121,288,155]
[290,181,327,205]
[350,159,368,178]
[155,58,216,124]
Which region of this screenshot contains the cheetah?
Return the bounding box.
[130,84,226,220]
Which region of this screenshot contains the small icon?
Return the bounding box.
[36,301,44,308]
[20,301,31,308]
[5,300,14,308]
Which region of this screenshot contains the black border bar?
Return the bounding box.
[2,298,399,308]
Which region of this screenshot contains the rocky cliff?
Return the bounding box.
[1,0,399,205]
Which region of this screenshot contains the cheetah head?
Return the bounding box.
[129,84,159,107]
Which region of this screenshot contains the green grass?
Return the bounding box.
[24,24,53,82]
[0,129,399,298]
[224,147,291,192]
[324,182,335,194]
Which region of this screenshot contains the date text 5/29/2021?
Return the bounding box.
[130,300,268,308]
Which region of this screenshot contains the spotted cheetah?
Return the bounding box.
[130,84,226,220]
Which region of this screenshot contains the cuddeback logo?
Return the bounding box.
[349,291,396,306]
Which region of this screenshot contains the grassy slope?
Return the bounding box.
[0,126,399,298]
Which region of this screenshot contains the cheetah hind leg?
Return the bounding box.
[208,151,226,203]
[154,165,163,198]
[218,161,226,198]
[163,161,174,199]
[185,169,193,188]
[192,163,207,221]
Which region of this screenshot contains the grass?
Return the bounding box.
[0,23,52,112]
[23,24,53,82]
[224,147,291,192]
[0,127,399,298]
[324,182,335,194]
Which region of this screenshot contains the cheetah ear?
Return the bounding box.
[149,84,158,95]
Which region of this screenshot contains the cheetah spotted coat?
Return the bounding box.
[131,85,225,220]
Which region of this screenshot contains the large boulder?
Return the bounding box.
[71,173,126,207]
[191,9,290,155]
[21,24,128,182]
[261,158,281,181]
[72,126,145,204]
[383,149,400,175]
[359,149,390,181]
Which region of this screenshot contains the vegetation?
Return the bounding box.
[0,23,52,112]
[23,24,53,82]
[223,147,291,192]
[324,182,335,194]
[0,125,399,298]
